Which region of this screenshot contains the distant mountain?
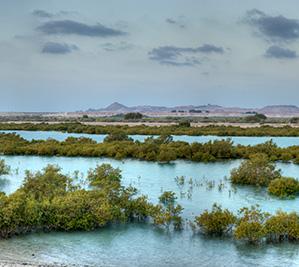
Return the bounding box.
[172,104,223,112]
[88,103,225,113]
[130,105,169,112]
[87,102,128,112]
[104,102,128,111]
[258,105,299,115]
[85,103,299,116]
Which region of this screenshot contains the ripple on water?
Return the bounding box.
[0,156,298,266]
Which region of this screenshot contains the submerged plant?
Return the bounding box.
[195,204,236,236]
[230,153,281,186]
[268,177,299,198]
[153,191,183,230]
[0,159,10,176]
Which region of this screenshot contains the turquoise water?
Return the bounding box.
[1,130,299,147]
[1,225,299,267]
[1,156,299,266]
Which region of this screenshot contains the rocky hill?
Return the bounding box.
[84,103,299,117]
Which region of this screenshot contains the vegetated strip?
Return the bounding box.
[2,122,299,136]
[0,133,299,163]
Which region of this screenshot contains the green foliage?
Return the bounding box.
[104,131,133,142]
[3,122,299,137]
[157,147,177,162]
[49,190,113,231]
[195,204,299,244]
[268,177,299,198]
[195,204,236,236]
[21,165,73,201]
[153,191,183,230]
[265,211,299,242]
[159,191,177,206]
[0,164,175,238]
[245,113,267,123]
[0,159,10,176]
[124,112,143,120]
[0,132,299,164]
[146,134,173,145]
[178,121,191,127]
[87,164,122,198]
[234,206,269,244]
[230,153,281,186]
[290,117,299,124]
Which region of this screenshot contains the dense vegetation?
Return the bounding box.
[2,122,299,136]
[0,163,183,238]
[230,153,281,186]
[195,203,236,236]
[244,113,267,123]
[124,112,143,120]
[1,133,299,164]
[268,177,299,198]
[230,153,299,198]
[195,204,299,244]
[103,131,133,142]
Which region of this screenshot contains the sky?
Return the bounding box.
[0,0,299,111]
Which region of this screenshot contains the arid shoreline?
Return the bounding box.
[2,121,299,128]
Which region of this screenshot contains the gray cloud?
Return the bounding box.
[32,9,78,19]
[264,45,297,59]
[42,42,79,54]
[165,17,186,28]
[37,20,127,37]
[148,44,224,66]
[32,9,54,18]
[101,41,133,52]
[245,9,299,42]
[166,18,176,24]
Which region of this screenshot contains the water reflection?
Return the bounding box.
[2,130,299,147]
[0,177,9,191]
[0,156,299,266]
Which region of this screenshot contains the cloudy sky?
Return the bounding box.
[1,0,299,111]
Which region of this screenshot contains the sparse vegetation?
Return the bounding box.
[153,191,183,230]
[194,204,299,244]
[103,131,133,142]
[0,159,10,176]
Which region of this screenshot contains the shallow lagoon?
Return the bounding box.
[1,156,299,266]
[2,224,299,267]
[2,156,299,214]
[2,130,299,147]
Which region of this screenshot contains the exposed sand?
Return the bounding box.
[83,121,299,128]
[0,261,74,267]
[1,121,299,128]
[0,262,55,267]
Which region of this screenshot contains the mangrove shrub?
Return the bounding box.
[268,177,299,198]
[230,153,281,186]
